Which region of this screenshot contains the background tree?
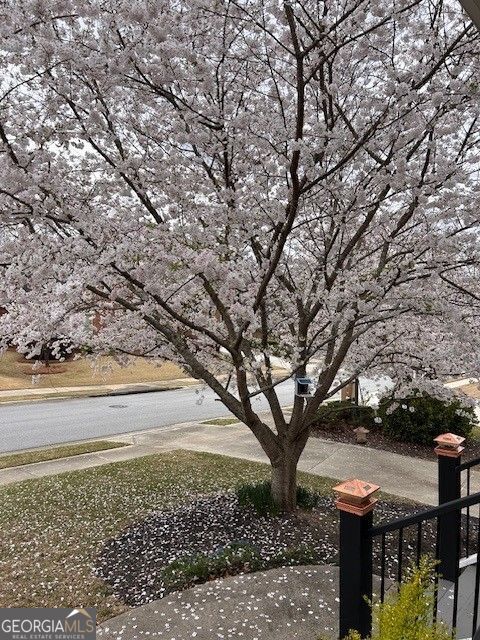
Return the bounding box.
[0,0,479,510]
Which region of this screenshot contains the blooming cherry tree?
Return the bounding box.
[1,0,479,510]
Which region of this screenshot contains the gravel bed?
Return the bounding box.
[94,491,474,607]
[96,493,336,605]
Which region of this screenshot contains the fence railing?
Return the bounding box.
[371,491,480,637]
[336,432,480,639]
[459,455,480,559]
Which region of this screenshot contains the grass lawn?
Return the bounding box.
[0,349,187,391]
[0,451,336,620]
[201,417,239,426]
[0,441,127,470]
[0,450,425,624]
[462,382,480,401]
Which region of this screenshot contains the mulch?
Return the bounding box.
[311,421,480,462]
[95,492,478,607]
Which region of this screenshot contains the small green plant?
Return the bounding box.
[236,480,279,515]
[271,544,319,567]
[337,558,451,640]
[378,393,477,445]
[296,485,321,510]
[236,481,320,516]
[160,541,322,595]
[160,543,263,592]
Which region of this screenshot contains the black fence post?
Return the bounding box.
[334,479,380,639]
[434,433,465,582]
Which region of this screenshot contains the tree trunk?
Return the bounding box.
[271,450,298,513]
[41,345,50,368]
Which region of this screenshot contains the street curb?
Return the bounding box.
[84,385,184,398]
[0,383,194,406]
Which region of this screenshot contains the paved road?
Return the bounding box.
[0,383,296,453]
[0,376,392,453]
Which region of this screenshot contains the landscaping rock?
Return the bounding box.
[95,493,337,605]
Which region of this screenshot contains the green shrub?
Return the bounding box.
[318,558,451,640]
[339,558,451,640]
[296,485,321,510]
[236,480,280,516]
[314,400,375,429]
[378,393,477,445]
[236,481,320,516]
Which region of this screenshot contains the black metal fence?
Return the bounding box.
[459,455,480,559]
[338,441,480,639]
[370,492,480,638]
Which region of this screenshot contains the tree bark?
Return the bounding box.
[263,415,311,514]
[270,447,300,513]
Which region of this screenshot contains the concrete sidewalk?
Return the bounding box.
[1,419,478,504]
[97,565,341,640]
